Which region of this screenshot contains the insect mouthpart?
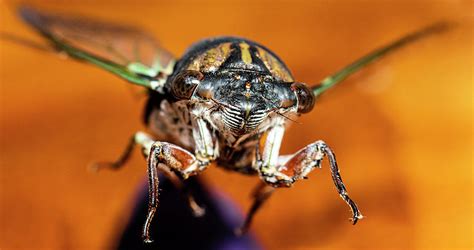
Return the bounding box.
[221,104,268,135]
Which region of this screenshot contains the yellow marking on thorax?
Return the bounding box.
[187,42,232,72]
[256,47,294,82]
[239,42,252,65]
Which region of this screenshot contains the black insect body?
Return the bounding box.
[15,6,449,243]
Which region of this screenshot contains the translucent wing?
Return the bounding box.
[19,6,175,90]
[312,22,452,97]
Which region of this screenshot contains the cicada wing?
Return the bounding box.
[312,22,452,98]
[19,6,175,90]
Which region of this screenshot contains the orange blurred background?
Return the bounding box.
[0,0,472,249]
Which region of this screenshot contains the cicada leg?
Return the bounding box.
[143,140,210,243]
[89,131,151,171]
[235,182,274,236]
[260,140,363,225]
[90,131,207,242]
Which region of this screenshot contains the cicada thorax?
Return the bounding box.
[170,37,294,83]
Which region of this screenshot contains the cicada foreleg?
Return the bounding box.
[260,139,363,225]
[90,131,208,242]
[237,124,362,234]
[143,140,209,243]
[143,114,220,243]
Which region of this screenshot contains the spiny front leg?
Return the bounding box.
[89,131,208,242]
[144,141,208,243]
[90,131,205,216]
[89,131,204,178]
[143,116,217,243]
[261,140,363,224]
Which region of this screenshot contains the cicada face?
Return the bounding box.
[197,72,298,135]
[192,73,318,138]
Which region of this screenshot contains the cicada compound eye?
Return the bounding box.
[170,70,204,99]
[291,82,315,113]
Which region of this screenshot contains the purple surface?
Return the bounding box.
[115,175,263,250]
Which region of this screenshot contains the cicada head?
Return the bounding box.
[175,71,315,136]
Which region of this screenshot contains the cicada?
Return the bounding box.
[16,6,449,243]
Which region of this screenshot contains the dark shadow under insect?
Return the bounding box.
[115,176,262,250]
